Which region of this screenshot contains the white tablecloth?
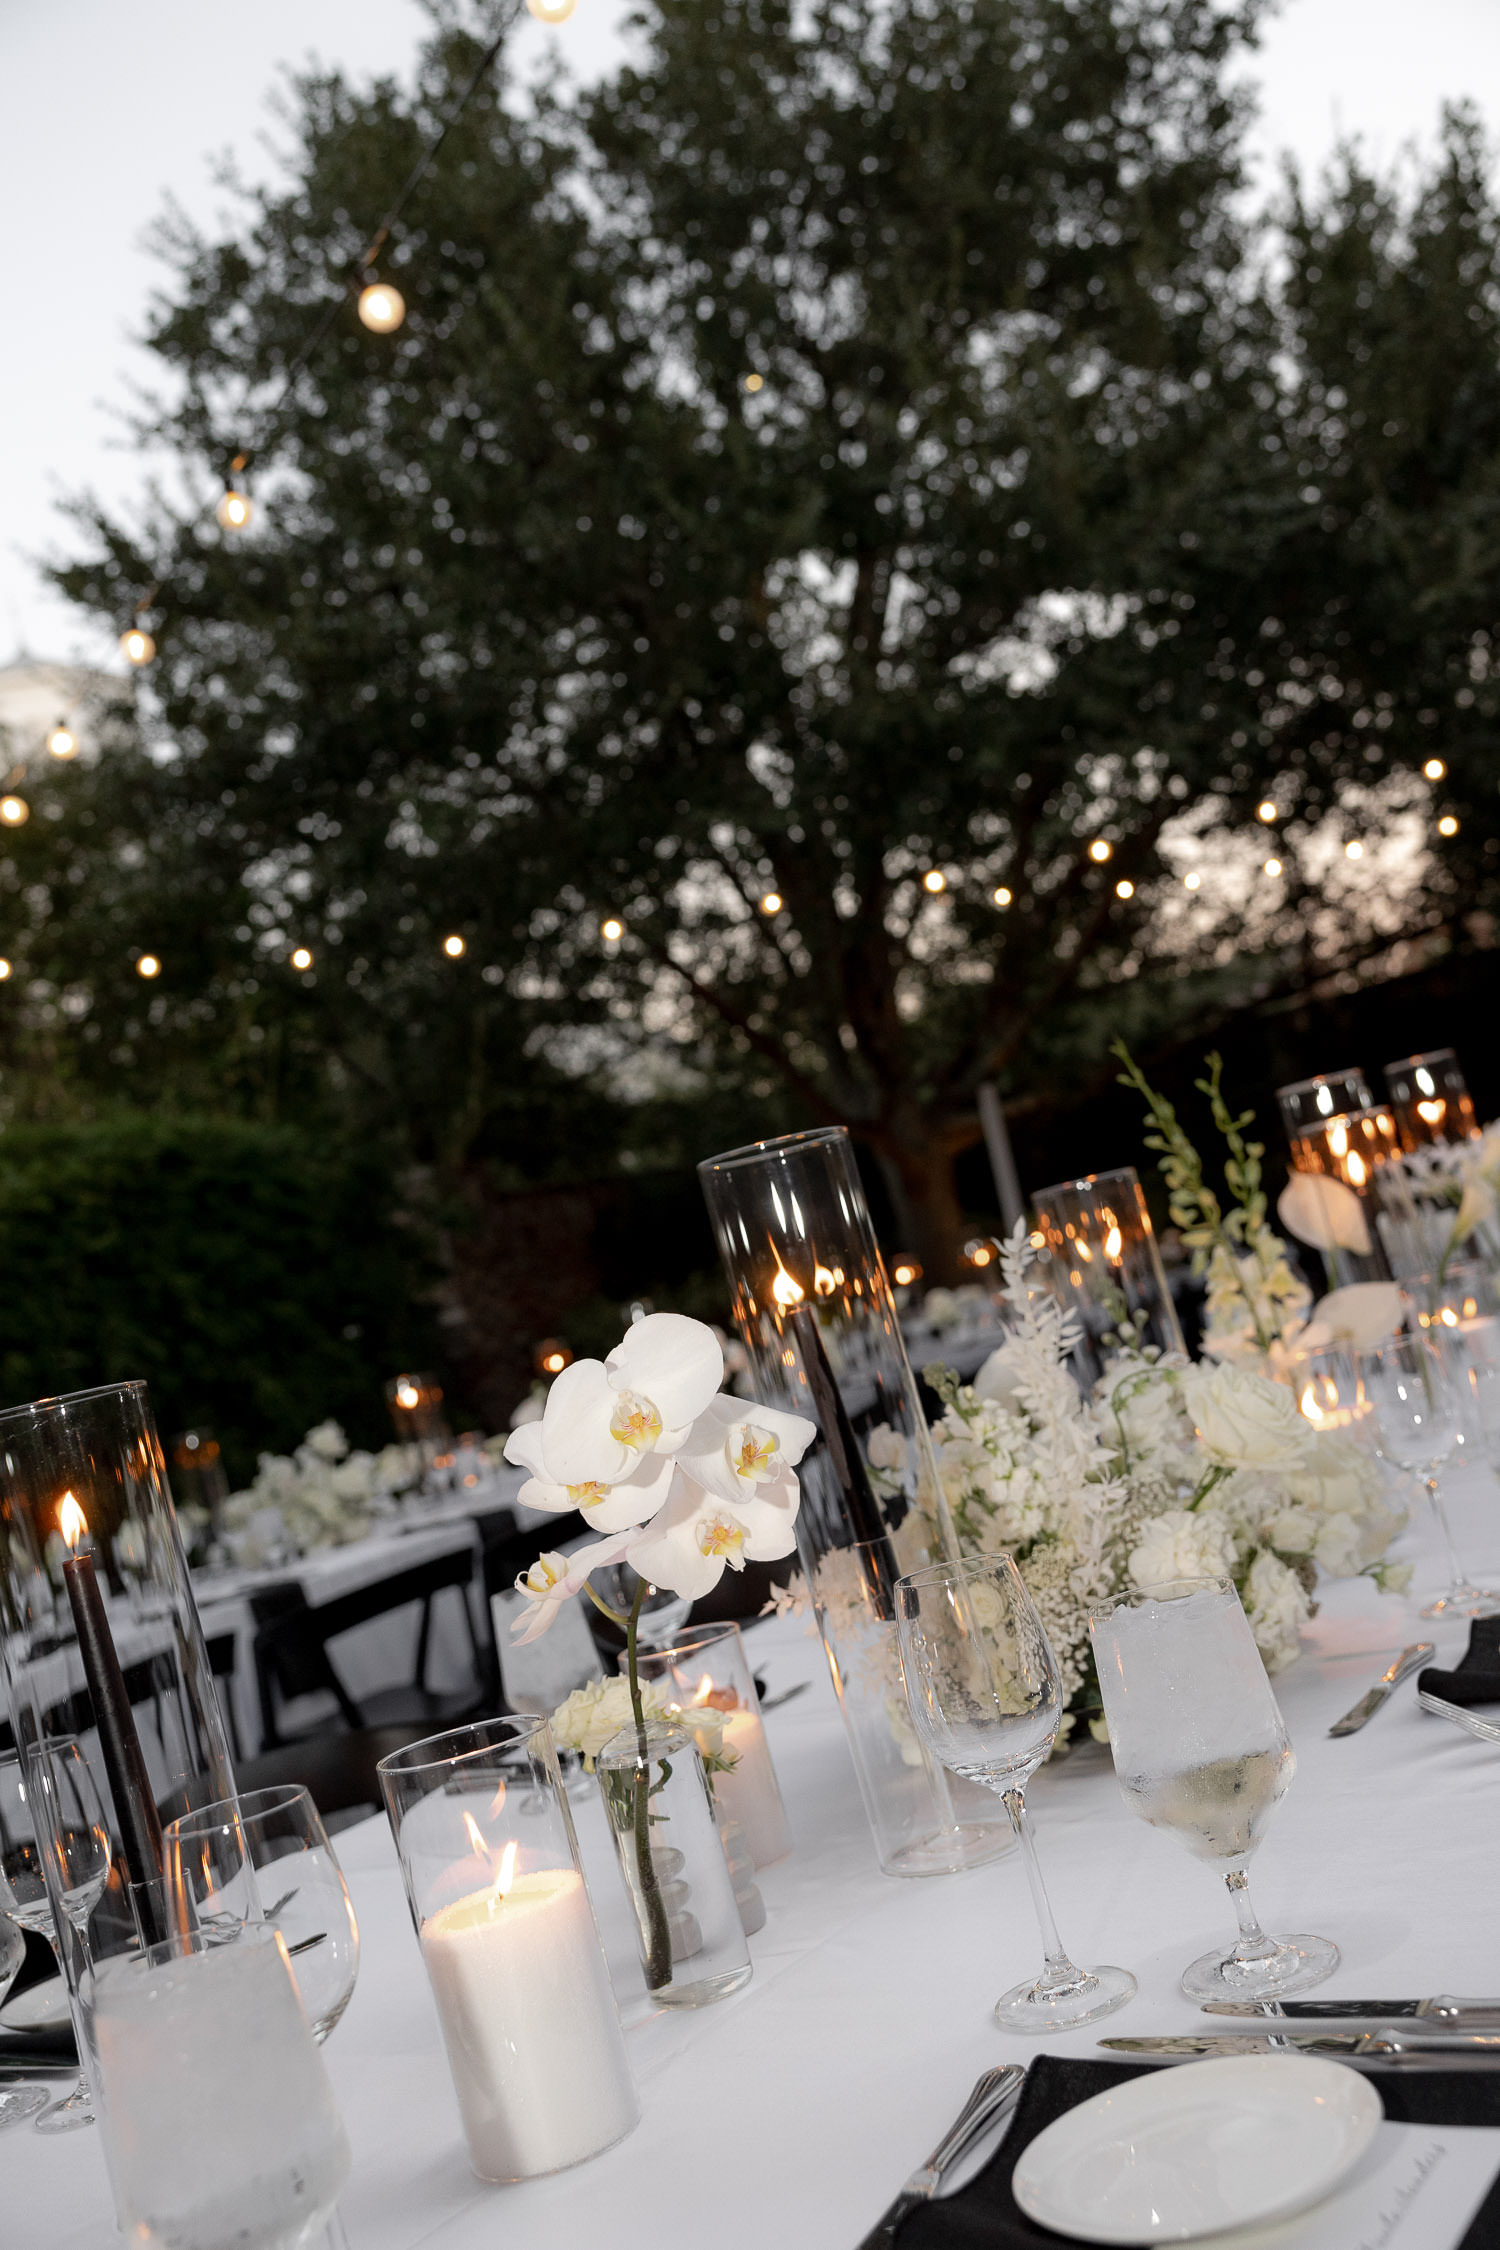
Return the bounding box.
[14,1461,1500,2249]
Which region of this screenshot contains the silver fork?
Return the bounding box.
[1418,1689,1500,1743]
[855,2064,1026,2248]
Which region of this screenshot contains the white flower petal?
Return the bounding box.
[606,1314,723,1432]
[679,1395,817,1505]
[539,1359,633,1484]
[578,1453,678,1532]
[503,1422,550,1476]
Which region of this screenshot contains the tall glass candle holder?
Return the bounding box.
[1275,1068,1374,1140]
[0,1383,236,2061]
[1383,1049,1478,1153]
[596,1720,752,2008]
[698,1126,1011,1879]
[1030,1168,1185,1386]
[377,1716,638,2184]
[1282,1106,1399,1289]
[623,1622,790,1868]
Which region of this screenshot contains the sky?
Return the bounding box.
[2,0,1498,666]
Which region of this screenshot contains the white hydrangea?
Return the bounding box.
[1128,1508,1238,1591]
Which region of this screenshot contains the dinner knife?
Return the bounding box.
[1326,1642,1433,1736]
[1203,1995,1500,2023]
[855,2063,1025,2248]
[1101,2030,1500,2069]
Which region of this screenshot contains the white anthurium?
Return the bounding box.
[1277,1172,1371,1256]
[626,1470,801,1603]
[519,1314,724,1487]
[502,1421,676,1532]
[1299,1281,1404,1353]
[676,1394,817,1512]
[508,1530,640,1644]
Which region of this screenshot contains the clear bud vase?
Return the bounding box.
[0,1382,237,2100]
[597,1721,752,2007]
[698,1126,1011,1878]
[1031,1167,1186,1386]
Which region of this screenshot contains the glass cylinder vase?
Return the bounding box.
[1282,1106,1400,1288]
[698,1126,1011,1879]
[1383,1049,1479,1153]
[0,1382,237,2057]
[597,1719,752,2008]
[622,1621,790,1868]
[377,1716,638,2184]
[1031,1167,1186,1385]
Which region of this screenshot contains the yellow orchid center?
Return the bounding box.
[610,1391,663,1453]
[522,1553,567,1596]
[567,1480,609,1507]
[733,1425,778,1480]
[697,1514,747,1562]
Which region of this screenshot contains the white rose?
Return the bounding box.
[1184,1363,1311,1473]
[1128,1508,1237,1591]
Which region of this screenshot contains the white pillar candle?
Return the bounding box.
[420,1867,637,2183]
[707,1704,790,1869]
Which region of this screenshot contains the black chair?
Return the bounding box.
[160,1723,440,1827]
[250,1547,490,1749]
[206,1629,243,1761]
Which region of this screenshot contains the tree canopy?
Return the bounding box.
[16,0,1500,1276]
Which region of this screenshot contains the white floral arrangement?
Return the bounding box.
[920,1225,1410,1738]
[215,1420,416,1564]
[549,1675,736,1774]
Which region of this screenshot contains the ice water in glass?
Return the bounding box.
[92,1925,349,2250]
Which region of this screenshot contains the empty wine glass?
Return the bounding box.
[0,1740,111,2131]
[596,1561,693,1651]
[1090,1576,1338,2003]
[896,1553,1136,2032]
[165,1786,359,2043]
[0,1912,48,2130]
[1359,1336,1500,1617]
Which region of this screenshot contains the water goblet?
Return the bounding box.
[895,1553,1136,2032]
[0,1912,48,2130]
[1090,1576,1338,2003]
[0,1740,111,2131]
[165,1785,359,2043]
[1359,1336,1500,1617]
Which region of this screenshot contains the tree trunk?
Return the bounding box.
[875,1133,970,1288]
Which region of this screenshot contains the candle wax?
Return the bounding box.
[420,1867,637,2183]
[704,1707,789,1869]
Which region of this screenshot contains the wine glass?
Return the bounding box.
[895,1553,1136,2031]
[0,1912,48,2130]
[1359,1336,1500,1617]
[0,1740,112,2131]
[1090,1576,1339,2003]
[596,1561,692,1651]
[165,1786,359,2043]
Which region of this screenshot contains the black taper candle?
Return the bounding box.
[788,1302,899,1621]
[61,1544,167,1948]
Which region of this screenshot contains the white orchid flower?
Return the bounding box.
[507,1313,724,1488]
[676,1395,816,1511]
[503,1421,676,1532]
[625,1469,800,1602]
[508,1530,639,1644]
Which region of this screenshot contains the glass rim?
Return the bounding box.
[375,1711,553,1781]
[896,1551,1017,1591]
[622,1619,744,1661]
[1088,1574,1234,1622]
[0,1732,87,1768]
[1032,1166,1142,1202]
[93,1918,282,1985]
[164,1782,316,1842]
[1275,1068,1368,1100]
[1383,1049,1458,1074]
[697,1124,851,1175]
[595,1717,696,1766]
[0,1380,148,1431]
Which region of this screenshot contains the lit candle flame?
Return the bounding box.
[813,1265,837,1298]
[1417,1099,1446,1126]
[1328,1122,1349,1159]
[396,1381,420,1410]
[1299,1383,1321,1425]
[1103,1225,1122,1260]
[59,1493,87,1551]
[1346,1151,1367,1186]
[770,1258,804,1308]
[461,1812,518,1905]
[690,1676,714,1706]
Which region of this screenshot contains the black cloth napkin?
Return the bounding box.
[896,2056,1500,2250]
[1418,1617,1500,1709]
[0,1927,77,2071]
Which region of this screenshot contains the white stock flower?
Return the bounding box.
[505,1313,723,1488]
[1128,1508,1237,1590]
[1183,1362,1311,1473]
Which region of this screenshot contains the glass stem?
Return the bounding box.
[1224,1868,1278,1965]
[1426,1475,1471,1590]
[1002,1788,1085,1991]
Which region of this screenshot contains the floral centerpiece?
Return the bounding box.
[503,1311,813,1988]
[921,1225,1409,1738]
[209,1421,415,1565]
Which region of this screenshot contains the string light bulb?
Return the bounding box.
[1088,838,1112,863]
[525,0,577,18]
[744,373,764,393]
[121,627,155,667]
[0,797,28,827]
[1424,758,1446,782]
[1344,840,1363,860]
[760,892,782,914]
[1438,815,1460,837]
[1264,857,1282,878]
[0,960,12,981]
[291,946,314,971]
[358,279,406,334]
[1115,878,1134,899]
[137,954,160,979]
[443,933,466,958]
[601,917,623,942]
[1257,800,1278,823]
[46,722,77,760]
[922,869,946,894]
[216,486,253,532]
[992,886,1012,907]
[1184,870,1201,890]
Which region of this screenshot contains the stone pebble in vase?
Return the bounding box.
[718,1813,767,1937]
[653,1845,703,1964]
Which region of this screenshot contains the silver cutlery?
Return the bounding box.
[855,2063,1026,2248]
[1204,1994,1500,2023]
[1327,1643,1433,1736]
[1418,1689,1500,1743]
[760,1682,812,1713]
[1103,2030,1500,2069]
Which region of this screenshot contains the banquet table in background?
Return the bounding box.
[11,1458,1500,2250]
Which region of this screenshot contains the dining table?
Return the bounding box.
[10,1453,1500,2250]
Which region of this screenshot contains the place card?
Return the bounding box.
[1207,2121,1500,2250]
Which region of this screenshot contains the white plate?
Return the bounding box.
[0,1976,70,2032]
[1011,2055,1381,2244]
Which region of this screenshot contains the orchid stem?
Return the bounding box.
[627,1580,672,1991]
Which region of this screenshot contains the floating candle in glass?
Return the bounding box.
[626,1621,791,1869]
